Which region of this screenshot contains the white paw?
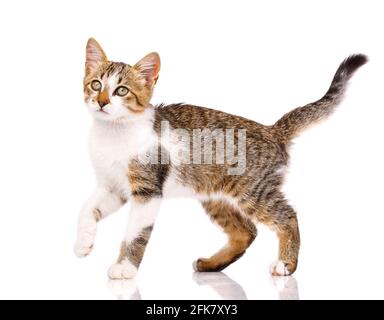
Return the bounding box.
[192,260,198,272]
[74,231,96,257]
[269,260,290,276]
[108,261,137,280]
[74,218,97,257]
[74,240,93,257]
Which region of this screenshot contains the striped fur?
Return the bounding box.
[75,38,367,278]
[273,54,368,143]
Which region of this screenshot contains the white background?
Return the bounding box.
[0,0,383,299]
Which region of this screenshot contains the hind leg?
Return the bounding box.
[193,200,256,272]
[270,213,300,276]
[240,190,300,276]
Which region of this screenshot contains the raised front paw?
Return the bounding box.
[74,232,95,257]
[74,217,97,257]
[108,260,137,280]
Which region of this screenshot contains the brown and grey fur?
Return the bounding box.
[118,226,153,268]
[82,38,367,276]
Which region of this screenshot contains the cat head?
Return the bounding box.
[83,38,160,122]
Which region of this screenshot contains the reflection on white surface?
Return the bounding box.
[108,273,299,300]
[193,272,248,300]
[270,276,300,300]
[108,279,141,300]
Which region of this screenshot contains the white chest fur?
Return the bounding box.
[89,110,157,199]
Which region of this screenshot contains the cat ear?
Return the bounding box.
[85,38,107,73]
[133,52,161,87]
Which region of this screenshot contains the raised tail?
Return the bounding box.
[273,54,368,143]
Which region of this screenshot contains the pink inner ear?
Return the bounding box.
[86,51,100,70]
[135,53,160,86]
[85,38,107,72]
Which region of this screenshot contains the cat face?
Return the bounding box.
[83,38,160,122]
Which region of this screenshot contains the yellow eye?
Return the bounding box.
[115,86,129,97]
[91,80,102,91]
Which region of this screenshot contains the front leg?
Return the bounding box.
[75,187,125,257]
[108,198,161,279]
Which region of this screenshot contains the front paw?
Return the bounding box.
[108,260,137,280]
[74,232,95,257]
[74,217,97,258]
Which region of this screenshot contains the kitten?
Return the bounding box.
[75,38,367,279]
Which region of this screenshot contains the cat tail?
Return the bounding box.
[273,54,367,143]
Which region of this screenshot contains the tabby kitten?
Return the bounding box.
[75,38,367,279]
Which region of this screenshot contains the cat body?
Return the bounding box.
[75,38,367,279]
